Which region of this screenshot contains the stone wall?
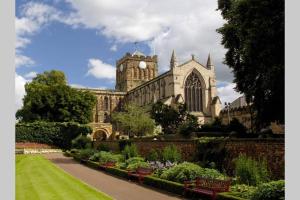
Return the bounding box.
[95,138,284,179]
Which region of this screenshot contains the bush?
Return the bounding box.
[16,121,92,149]
[227,118,247,134]
[146,149,159,161]
[230,184,257,199]
[234,154,269,186]
[89,152,102,162]
[162,145,181,162]
[98,151,123,164]
[126,157,145,165]
[199,117,227,132]
[78,148,96,160]
[122,144,138,159]
[71,134,92,149]
[250,180,284,200]
[160,162,226,183]
[178,114,199,137]
[127,161,150,171]
[196,137,227,171]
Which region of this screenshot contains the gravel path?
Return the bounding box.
[45,153,186,200]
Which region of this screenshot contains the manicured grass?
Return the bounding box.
[16,155,112,200]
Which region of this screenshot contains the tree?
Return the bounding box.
[217,0,284,129]
[16,70,97,124]
[111,103,155,137]
[150,101,198,135]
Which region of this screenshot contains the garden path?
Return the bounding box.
[45,153,185,200]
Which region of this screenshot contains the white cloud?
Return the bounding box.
[15,2,81,67]
[24,71,37,79]
[86,58,115,80]
[15,54,35,68]
[66,0,231,82]
[217,82,242,107]
[110,44,118,52]
[15,74,30,112]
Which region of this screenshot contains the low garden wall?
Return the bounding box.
[95,138,284,179]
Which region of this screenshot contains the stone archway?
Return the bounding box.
[93,129,109,141]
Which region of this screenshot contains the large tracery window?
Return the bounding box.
[184,72,203,112]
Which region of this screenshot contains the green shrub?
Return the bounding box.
[230,184,257,199]
[160,162,226,183]
[98,151,123,164]
[126,157,145,165]
[15,121,92,149]
[178,114,199,137]
[70,148,79,154]
[234,154,269,186]
[89,152,102,162]
[122,144,138,159]
[227,118,247,134]
[146,149,159,161]
[199,117,227,132]
[116,162,127,169]
[71,134,92,149]
[196,137,227,171]
[162,145,181,162]
[78,148,96,160]
[250,180,284,200]
[127,161,150,171]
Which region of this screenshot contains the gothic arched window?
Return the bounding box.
[161,80,166,98]
[184,72,203,112]
[104,96,109,111]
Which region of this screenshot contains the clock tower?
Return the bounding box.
[115,51,158,92]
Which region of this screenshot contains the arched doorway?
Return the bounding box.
[93,129,108,141]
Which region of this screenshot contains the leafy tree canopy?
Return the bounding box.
[217,0,284,128]
[16,70,97,124]
[111,103,155,137]
[150,101,199,135]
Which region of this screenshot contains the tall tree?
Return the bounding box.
[217,0,284,129]
[16,70,97,124]
[111,103,155,137]
[150,101,198,135]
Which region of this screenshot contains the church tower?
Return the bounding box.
[115,51,158,92]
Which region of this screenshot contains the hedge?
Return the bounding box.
[105,167,129,179]
[217,192,248,200]
[143,176,184,195]
[16,121,92,149]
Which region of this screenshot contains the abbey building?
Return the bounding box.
[77,50,222,140]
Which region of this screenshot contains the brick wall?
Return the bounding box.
[95,138,284,179]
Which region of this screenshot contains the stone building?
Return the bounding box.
[78,50,222,140]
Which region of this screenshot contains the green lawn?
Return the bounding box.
[16,155,112,200]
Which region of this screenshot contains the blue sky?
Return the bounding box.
[15,0,241,111]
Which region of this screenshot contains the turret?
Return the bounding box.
[206,53,214,70]
[170,50,178,69]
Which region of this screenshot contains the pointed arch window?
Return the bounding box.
[184,72,203,112]
[104,96,109,111]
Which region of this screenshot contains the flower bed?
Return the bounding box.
[66,148,284,200]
